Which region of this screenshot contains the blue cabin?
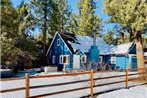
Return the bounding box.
[46,32,138,71]
[46,32,110,71]
[101,43,137,70]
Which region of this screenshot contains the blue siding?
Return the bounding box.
[47,33,72,70]
[115,55,129,70]
[76,50,86,64]
[131,56,137,69]
[103,55,111,64]
[76,50,85,56]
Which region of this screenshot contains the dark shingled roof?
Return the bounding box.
[59,32,80,54]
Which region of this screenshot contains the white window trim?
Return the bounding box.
[59,55,63,64]
[59,55,70,64]
[57,39,60,46]
[111,56,116,64]
[99,56,103,63]
[81,55,86,63]
[52,55,56,64]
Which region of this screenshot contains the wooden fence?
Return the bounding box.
[1,68,147,98]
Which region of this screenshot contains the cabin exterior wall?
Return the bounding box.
[47,33,72,70]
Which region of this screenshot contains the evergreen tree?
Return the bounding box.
[31,0,50,66]
[68,12,79,34]
[31,0,71,66]
[104,0,147,78]
[49,0,71,35]
[1,0,37,68]
[103,30,116,45]
[77,0,101,36]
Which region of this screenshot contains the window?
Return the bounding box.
[57,39,60,46]
[59,55,70,64]
[99,56,103,63]
[81,55,86,63]
[52,56,56,64]
[111,56,116,64]
[59,55,63,64]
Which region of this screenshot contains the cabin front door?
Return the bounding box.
[73,55,80,69]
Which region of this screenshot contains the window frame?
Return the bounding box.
[57,39,60,46]
[52,55,56,64]
[59,55,70,64]
[111,56,116,64]
[81,55,86,63]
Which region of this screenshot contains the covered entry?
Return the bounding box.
[73,55,80,69]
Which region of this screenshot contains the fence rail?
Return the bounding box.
[1,68,147,98]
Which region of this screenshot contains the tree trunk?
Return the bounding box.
[43,0,47,66]
[135,36,147,79]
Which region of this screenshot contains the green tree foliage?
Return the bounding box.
[68,13,79,34]
[103,0,147,76]
[30,0,71,37]
[76,0,101,36]
[50,0,71,35]
[103,0,147,40]
[1,0,37,68]
[103,30,116,45]
[142,33,147,46]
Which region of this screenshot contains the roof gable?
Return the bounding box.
[46,32,73,55]
[76,50,85,55]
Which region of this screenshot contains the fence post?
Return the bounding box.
[125,68,128,89]
[25,73,30,98]
[90,69,94,97]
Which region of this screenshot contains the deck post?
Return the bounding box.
[25,73,30,98]
[125,68,128,89]
[90,69,94,97]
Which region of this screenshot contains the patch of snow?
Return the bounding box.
[69,35,111,55]
[106,43,133,55]
[97,85,147,98]
[1,71,143,98]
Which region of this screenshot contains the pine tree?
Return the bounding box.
[77,0,101,36]
[103,30,116,45]
[68,12,79,34]
[104,0,147,78]
[49,0,71,35]
[31,0,71,66]
[1,0,37,68]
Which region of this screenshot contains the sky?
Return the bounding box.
[11,0,116,35]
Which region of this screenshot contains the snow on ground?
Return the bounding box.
[97,85,147,98]
[1,71,144,98]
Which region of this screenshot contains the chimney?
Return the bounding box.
[93,30,96,46]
